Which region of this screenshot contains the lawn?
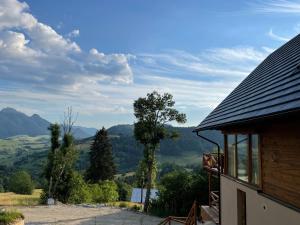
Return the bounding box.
[0,189,42,206]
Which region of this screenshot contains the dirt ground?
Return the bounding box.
[12,205,165,225]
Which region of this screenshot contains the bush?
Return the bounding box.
[131,204,142,211]
[116,181,132,201]
[0,211,24,224]
[68,172,91,204]
[8,171,34,195]
[118,202,129,208]
[149,169,209,217]
[89,180,119,203]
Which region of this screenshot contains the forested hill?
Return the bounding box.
[0,124,223,184]
[77,125,223,172]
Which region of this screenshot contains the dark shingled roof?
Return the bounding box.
[195,34,300,131]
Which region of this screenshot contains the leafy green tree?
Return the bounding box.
[44,108,78,203]
[8,171,34,195]
[86,127,116,182]
[68,172,91,204]
[88,181,119,203]
[45,123,60,197]
[116,180,132,201]
[133,91,186,212]
[150,169,209,216]
[52,133,77,202]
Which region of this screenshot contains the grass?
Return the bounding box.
[0,210,24,224]
[109,201,143,209]
[0,189,42,206]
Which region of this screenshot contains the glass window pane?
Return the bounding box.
[227,135,236,177]
[252,135,260,185]
[237,135,248,182]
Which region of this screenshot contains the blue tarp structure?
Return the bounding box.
[130,188,158,203]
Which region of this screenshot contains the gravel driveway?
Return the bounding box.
[13,205,164,225]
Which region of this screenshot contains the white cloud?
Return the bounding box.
[67,29,80,38]
[136,47,270,81]
[0,0,274,127]
[254,0,300,14]
[0,0,133,88]
[267,29,290,42]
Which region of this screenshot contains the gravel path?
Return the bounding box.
[12,205,164,225]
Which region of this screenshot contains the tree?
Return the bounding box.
[44,107,78,203]
[45,123,60,197]
[86,127,116,183]
[133,91,186,212]
[8,171,34,195]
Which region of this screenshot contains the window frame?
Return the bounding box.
[224,133,261,188]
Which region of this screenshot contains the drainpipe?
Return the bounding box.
[196,131,221,225]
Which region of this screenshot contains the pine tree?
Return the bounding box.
[86,127,116,183]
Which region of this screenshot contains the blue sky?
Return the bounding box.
[0,0,300,128]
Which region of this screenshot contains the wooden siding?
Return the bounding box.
[261,120,300,209]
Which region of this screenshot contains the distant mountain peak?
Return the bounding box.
[31,113,42,118]
[1,107,18,113]
[0,107,97,139]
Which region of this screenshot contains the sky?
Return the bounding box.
[1,0,300,128]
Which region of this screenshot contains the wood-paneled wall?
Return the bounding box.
[261,120,300,209]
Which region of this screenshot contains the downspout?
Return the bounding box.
[195,131,222,225]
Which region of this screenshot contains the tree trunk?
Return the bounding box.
[144,159,153,212]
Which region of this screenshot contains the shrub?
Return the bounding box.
[8,171,34,195]
[116,181,132,201]
[68,172,91,204]
[118,202,128,208]
[149,169,209,217]
[89,180,119,203]
[131,204,142,211]
[0,211,24,224]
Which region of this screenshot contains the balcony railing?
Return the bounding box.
[202,152,224,174]
[210,191,220,212]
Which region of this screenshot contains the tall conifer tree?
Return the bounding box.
[86,127,116,182]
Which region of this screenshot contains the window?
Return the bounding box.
[237,135,248,182]
[251,135,259,185]
[226,134,260,186]
[228,135,236,177]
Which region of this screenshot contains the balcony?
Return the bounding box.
[202,152,224,174]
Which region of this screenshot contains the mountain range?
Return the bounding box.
[0,107,223,184]
[0,107,97,139]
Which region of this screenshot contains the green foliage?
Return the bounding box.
[88,180,119,203]
[0,211,24,224]
[116,180,132,201]
[118,202,128,208]
[67,172,91,204]
[158,162,185,179]
[8,171,34,195]
[44,123,60,181]
[131,204,142,211]
[86,127,116,182]
[43,123,78,203]
[150,169,209,217]
[133,91,186,212]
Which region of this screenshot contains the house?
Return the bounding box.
[194,34,300,225]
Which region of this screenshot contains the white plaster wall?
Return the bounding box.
[221,176,300,225]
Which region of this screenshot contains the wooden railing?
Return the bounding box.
[210,191,220,212]
[203,152,224,174]
[158,201,197,225]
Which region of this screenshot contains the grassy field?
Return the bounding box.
[0,189,42,206]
